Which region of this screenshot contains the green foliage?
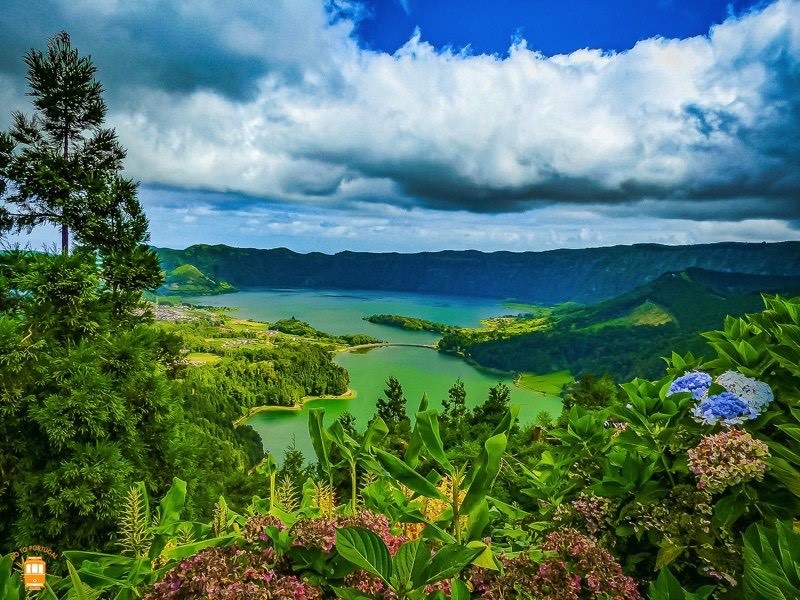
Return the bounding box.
[742,521,800,599]
[648,567,715,599]
[0,251,179,552]
[365,314,453,334]
[160,263,236,296]
[376,376,410,431]
[335,527,481,600]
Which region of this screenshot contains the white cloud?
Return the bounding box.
[3,0,800,251]
[91,0,800,221]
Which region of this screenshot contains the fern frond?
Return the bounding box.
[117,484,152,557]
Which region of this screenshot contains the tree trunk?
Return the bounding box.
[62,125,69,254]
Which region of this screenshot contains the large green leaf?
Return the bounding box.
[0,554,22,600]
[421,544,482,585]
[465,499,491,542]
[449,579,471,600]
[361,416,388,453]
[648,567,715,599]
[655,541,685,570]
[162,535,237,561]
[767,456,800,497]
[335,527,392,585]
[743,522,800,599]
[157,477,186,527]
[415,410,453,473]
[375,449,445,499]
[308,408,331,473]
[392,539,430,593]
[67,561,101,600]
[328,421,356,463]
[461,433,506,514]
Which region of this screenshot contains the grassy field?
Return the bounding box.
[186,352,222,364]
[583,301,673,332]
[516,370,573,395]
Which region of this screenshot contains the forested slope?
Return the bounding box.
[442,270,800,380]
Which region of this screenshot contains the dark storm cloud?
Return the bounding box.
[0,0,348,101]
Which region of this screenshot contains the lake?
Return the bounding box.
[186,288,563,459]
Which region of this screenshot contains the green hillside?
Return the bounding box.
[160,263,237,295]
[440,270,800,380]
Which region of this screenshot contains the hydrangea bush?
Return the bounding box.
[688,429,770,494]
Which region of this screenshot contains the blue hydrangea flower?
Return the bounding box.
[668,371,712,400]
[693,391,759,426]
[716,371,774,412]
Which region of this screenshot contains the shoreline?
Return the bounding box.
[233,388,356,425]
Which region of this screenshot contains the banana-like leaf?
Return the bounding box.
[361,416,388,453]
[308,408,331,473]
[0,554,22,600]
[461,434,507,515]
[415,410,453,473]
[420,544,482,585]
[375,449,445,499]
[157,478,187,527]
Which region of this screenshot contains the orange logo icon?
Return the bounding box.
[23,556,46,591]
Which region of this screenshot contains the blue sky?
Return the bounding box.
[1,0,799,252]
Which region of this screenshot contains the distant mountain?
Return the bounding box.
[451,269,800,380]
[154,242,800,304]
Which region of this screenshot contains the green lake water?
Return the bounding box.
[186,288,563,460]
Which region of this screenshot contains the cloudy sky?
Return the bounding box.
[1,0,799,252]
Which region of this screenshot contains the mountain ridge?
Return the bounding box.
[154,241,800,304]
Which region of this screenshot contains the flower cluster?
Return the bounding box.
[291,509,406,554]
[571,493,614,535]
[553,493,614,535]
[243,514,285,545]
[469,554,537,599]
[716,371,774,412]
[343,567,451,599]
[539,529,642,599]
[145,546,321,600]
[470,531,640,599]
[344,569,393,599]
[693,392,759,426]
[669,370,774,426]
[668,371,713,399]
[401,475,466,540]
[688,429,770,494]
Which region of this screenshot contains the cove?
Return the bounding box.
[185,288,563,459]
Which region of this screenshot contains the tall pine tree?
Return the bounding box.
[375,375,409,431]
[0,33,168,553]
[0,31,161,315]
